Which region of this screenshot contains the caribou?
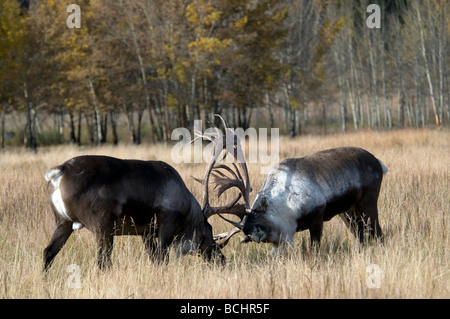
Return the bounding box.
[43,115,388,270]
[42,116,246,271]
[215,147,388,254]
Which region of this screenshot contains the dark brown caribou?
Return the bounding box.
[43,116,247,271]
[216,147,388,254]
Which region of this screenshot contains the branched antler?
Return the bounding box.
[192,115,252,247]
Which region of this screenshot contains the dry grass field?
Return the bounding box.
[0,129,448,299]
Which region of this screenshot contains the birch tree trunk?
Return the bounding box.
[416,4,440,126]
[1,108,5,149]
[380,34,392,128]
[347,37,359,130]
[437,5,446,126]
[334,50,346,133]
[367,30,380,128]
[23,80,37,151]
[87,77,102,145]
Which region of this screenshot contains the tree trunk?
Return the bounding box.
[56,107,64,144]
[399,91,405,128]
[437,6,445,126]
[85,112,95,145]
[367,31,380,128]
[100,113,107,144]
[110,109,118,145]
[414,51,424,127]
[148,103,162,142]
[69,110,77,144]
[1,108,5,149]
[334,51,346,133]
[380,38,392,129]
[87,77,102,145]
[322,100,327,135]
[283,84,295,137]
[417,5,440,126]
[265,89,274,127]
[123,102,137,144]
[135,107,145,145]
[395,23,404,128]
[347,38,359,130]
[77,110,82,146]
[23,81,37,151]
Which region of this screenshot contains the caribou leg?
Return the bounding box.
[141,219,158,261]
[43,219,73,272]
[308,206,324,248]
[340,209,368,243]
[339,209,359,239]
[340,194,384,244]
[155,211,182,264]
[341,209,380,244]
[357,201,383,242]
[95,217,115,270]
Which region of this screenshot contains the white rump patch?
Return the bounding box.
[46,167,83,231]
[51,188,70,221]
[46,168,71,222]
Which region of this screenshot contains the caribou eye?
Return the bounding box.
[248,226,267,243]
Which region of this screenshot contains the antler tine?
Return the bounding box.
[189,135,204,145]
[209,167,246,203]
[215,114,229,132]
[203,193,242,219]
[206,119,223,138]
[199,147,225,212]
[192,129,219,143]
[214,227,242,248]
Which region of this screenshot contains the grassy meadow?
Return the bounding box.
[0,129,448,298]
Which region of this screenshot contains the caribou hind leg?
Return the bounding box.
[339,209,365,242]
[360,206,383,242]
[356,191,383,242]
[43,219,73,272]
[94,217,115,270]
[340,207,383,244]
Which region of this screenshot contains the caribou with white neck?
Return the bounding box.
[217,147,388,253]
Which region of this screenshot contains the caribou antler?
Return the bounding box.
[192,115,252,247]
[213,227,242,248]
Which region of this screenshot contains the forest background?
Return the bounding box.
[0,0,448,150]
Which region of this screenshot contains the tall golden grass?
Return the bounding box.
[0,129,448,298]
